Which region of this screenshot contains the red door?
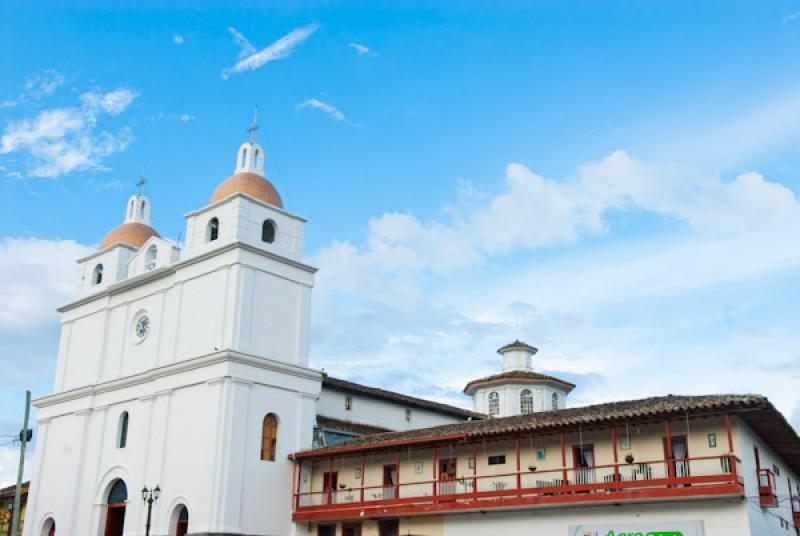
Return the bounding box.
[439,458,457,496]
[104,506,125,536]
[323,471,338,504]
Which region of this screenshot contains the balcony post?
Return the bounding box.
[472,442,478,497]
[560,432,567,486]
[395,451,401,499]
[664,420,674,482]
[432,447,438,499]
[612,424,619,484]
[516,436,522,494]
[725,414,737,480]
[291,459,298,511]
[328,458,334,505]
[360,454,366,503]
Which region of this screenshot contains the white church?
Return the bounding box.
[22,130,800,536]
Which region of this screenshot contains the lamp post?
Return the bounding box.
[140,485,160,536]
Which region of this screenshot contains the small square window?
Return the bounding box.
[619,436,631,450]
[414,462,423,474]
[468,457,475,469]
[707,433,717,448]
[536,448,546,460]
[488,455,506,465]
[354,467,362,480]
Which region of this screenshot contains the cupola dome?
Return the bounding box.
[99,178,160,250]
[209,118,283,208]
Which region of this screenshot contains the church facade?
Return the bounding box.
[21,133,800,536]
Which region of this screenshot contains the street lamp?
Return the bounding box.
[141,485,161,536]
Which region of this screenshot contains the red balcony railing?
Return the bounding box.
[758,468,778,507]
[293,455,743,521]
[792,497,800,526]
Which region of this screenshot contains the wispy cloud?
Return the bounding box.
[0,88,137,178]
[145,111,195,123]
[222,23,319,79]
[0,70,65,109]
[228,26,256,59]
[783,10,800,23]
[297,98,347,123]
[349,42,375,56]
[173,34,184,45]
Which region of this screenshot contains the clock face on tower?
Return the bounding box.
[133,313,150,342]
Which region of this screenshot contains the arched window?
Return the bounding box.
[117,411,129,449]
[253,148,260,169]
[520,389,534,414]
[41,518,56,536]
[551,393,559,410]
[140,200,146,219]
[144,244,157,271]
[241,147,248,168]
[175,505,188,536]
[93,264,104,285]
[261,219,276,243]
[261,413,278,461]
[488,392,500,417]
[128,200,135,219]
[104,480,127,536]
[207,217,219,242]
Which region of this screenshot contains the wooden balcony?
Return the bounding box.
[293,455,743,522]
[758,468,778,507]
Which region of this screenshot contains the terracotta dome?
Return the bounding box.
[210,172,283,208]
[100,222,160,250]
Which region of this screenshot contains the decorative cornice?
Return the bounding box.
[33,350,323,409]
[184,190,307,222]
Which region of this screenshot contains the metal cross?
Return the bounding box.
[137,175,147,196]
[248,107,259,143]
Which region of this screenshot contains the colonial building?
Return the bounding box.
[21,128,800,536]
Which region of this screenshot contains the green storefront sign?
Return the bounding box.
[568,521,703,536]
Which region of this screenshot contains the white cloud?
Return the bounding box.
[296,98,347,123]
[23,70,64,99]
[784,10,800,23]
[222,24,318,79]
[0,88,137,178]
[173,34,184,45]
[349,42,374,56]
[310,152,800,417]
[228,26,256,58]
[179,113,194,122]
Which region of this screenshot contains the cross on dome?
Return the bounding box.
[235,111,266,177]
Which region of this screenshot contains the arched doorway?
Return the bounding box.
[40,518,55,536]
[175,505,188,536]
[104,480,127,536]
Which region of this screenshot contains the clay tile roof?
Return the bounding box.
[463,370,576,395]
[316,416,392,435]
[210,172,283,208]
[99,222,160,250]
[322,376,484,420]
[292,394,800,475]
[0,481,29,498]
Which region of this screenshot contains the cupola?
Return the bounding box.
[99,179,160,250]
[209,118,283,208]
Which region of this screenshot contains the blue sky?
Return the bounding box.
[1,2,800,485]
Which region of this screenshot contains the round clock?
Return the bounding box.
[134,313,150,342]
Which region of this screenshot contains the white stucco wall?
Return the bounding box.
[442,499,750,536]
[473,382,568,417]
[317,389,466,432]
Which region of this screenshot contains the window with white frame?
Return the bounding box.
[520,389,534,414]
[488,391,500,416]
